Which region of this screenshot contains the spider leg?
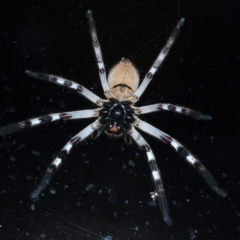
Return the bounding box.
[25,70,104,106]
[134,119,227,197]
[86,10,111,98]
[129,127,172,226]
[0,109,99,136]
[131,18,185,102]
[30,120,100,199]
[134,103,212,120]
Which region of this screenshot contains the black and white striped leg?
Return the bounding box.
[0,109,99,136]
[135,103,212,120]
[25,70,103,106]
[30,120,100,199]
[134,119,227,197]
[86,10,111,97]
[130,127,172,226]
[131,18,185,102]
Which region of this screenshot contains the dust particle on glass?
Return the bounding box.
[9,174,16,180]
[8,106,15,113]
[31,203,35,211]
[9,153,15,161]
[40,232,46,238]
[18,143,25,149]
[4,85,13,92]
[128,159,135,167]
[189,228,198,239]
[103,236,112,240]
[26,175,33,180]
[85,184,96,191]
[122,164,127,169]
[147,200,157,206]
[31,150,40,156]
[206,227,212,233]
[108,189,117,205]
[59,100,66,108]
[49,187,56,194]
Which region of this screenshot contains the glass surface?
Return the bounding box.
[1,1,239,239]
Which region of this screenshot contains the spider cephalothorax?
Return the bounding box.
[98,98,135,138]
[0,10,226,226]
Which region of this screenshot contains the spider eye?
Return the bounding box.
[109,106,124,120]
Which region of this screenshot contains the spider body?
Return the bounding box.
[0,10,227,226]
[99,98,134,138]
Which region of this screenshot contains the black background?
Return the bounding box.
[1,0,240,239]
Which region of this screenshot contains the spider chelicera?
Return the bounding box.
[1,10,227,226]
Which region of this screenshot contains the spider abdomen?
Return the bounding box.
[108,58,139,101]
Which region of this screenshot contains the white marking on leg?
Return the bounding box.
[170,140,179,150]
[98,62,104,69]
[147,151,155,161]
[31,119,41,125]
[51,114,60,121]
[152,170,160,180]
[186,155,196,164]
[176,107,182,112]
[56,78,64,84]
[64,143,73,152]
[149,66,158,75]
[162,104,168,110]
[53,157,62,167]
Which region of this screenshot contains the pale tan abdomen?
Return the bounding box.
[108,58,139,101]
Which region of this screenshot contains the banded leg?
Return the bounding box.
[135,103,212,120]
[134,119,227,197]
[25,70,104,106]
[86,10,111,97]
[0,109,99,136]
[130,127,172,226]
[30,120,100,199]
[131,18,185,103]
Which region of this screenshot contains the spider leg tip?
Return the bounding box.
[189,111,212,121]
[164,216,172,226]
[86,9,93,19]
[177,18,185,28]
[180,17,185,22]
[30,189,40,200]
[202,114,212,121]
[25,69,34,77]
[217,188,227,198]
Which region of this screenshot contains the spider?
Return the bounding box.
[1,10,227,226]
